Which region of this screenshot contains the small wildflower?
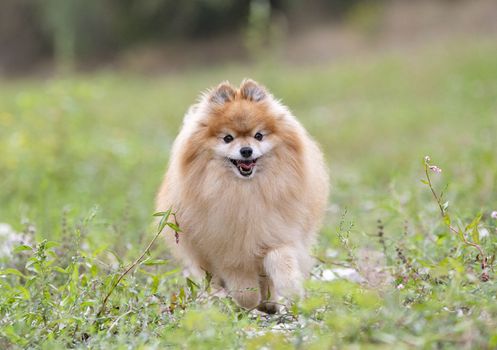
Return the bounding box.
[397,283,405,290]
[429,165,442,173]
[491,211,497,219]
[424,155,431,163]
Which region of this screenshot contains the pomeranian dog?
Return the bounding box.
[156,79,329,313]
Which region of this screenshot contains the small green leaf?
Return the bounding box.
[16,286,30,299]
[45,241,60,249]
[167,222,182,232]
[179,287,186,304]
[471,226,480,244]
[291,302,299,316]
[443,215,451,227]
[465,213,482,232]
[186,277,199,299]
[142,259,169,266]
[13,245,32,253]
[81,300,97,307]
[0,268,26,278]
[157,208,172,233]
[186,277,200,290]
[53,266,69,274]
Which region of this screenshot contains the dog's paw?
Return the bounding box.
[257,301,279,314]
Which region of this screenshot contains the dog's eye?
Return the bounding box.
[223,134,234,143]
[254,132,263,141]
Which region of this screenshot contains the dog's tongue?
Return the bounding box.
[238,160,255,170]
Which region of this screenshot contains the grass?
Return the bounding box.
[1,37,497,348]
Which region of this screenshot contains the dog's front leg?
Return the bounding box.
[263,246,304,299]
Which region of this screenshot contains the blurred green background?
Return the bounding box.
[1,0,496,246]
[2,1,497,348]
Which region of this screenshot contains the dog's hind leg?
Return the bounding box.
[223,270,260,310]
[257,274,279,314]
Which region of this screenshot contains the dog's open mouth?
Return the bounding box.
[229,158,258,177]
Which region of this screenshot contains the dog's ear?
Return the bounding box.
[240,79,266,102]
[209,82,236,105]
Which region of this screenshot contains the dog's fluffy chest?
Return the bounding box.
[180,179,299,269]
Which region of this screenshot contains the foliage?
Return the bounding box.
[1,39,497,348]
[1,0,372,72]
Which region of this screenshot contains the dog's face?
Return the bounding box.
[209,100,277,179]
[181,80,302,181]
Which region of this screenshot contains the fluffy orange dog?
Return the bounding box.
[156,79,329,313]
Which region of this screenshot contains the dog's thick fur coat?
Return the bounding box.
[156,80,329,313]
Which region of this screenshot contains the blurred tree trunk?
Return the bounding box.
[38,0,78,73]
[0,0,47,75]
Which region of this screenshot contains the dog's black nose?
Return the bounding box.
[240,147,253,158]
